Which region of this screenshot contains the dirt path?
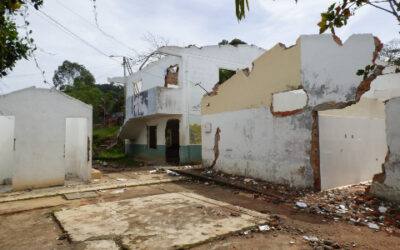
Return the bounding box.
[0,174,399,250]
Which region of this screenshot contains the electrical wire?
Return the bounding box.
[54,0,138,56]
[31,6,119,63]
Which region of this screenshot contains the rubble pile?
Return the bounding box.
[294,185,400,233]
[302,236,354,250]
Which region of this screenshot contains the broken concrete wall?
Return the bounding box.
[201,34,376,188]
[0,87,92,190]
[369,83,400,202]
[165,65,179,87]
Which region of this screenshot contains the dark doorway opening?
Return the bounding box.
[147,126,157,149]
[165,119,180,164]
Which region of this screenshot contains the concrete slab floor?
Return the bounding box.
[0,172,185,203]
[54,192,269,249]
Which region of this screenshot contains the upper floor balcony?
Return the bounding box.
[126,86,183,120]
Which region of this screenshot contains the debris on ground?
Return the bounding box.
[165,170,180,176]
[258,225,270,231]
[178,167,400,235]
[178,168,310,203]
[110,189,125,194]
[116,178,127,182]
[296,201,308,208]
[293,184,400,233]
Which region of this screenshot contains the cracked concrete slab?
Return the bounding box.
[0,173,185,203]
[54,192,268,249]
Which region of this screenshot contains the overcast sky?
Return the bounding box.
[0,0,398,94]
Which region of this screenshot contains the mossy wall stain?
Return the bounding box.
[189,124,202,144]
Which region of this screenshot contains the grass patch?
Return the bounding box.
[95,141,142,167]
[93,125,120,142]
[97,142,125,159]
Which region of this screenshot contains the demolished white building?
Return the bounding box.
[108,44,265,164]
[201,34,400,197]
[0,87,93,190]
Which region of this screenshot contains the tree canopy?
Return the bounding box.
[0,0,43,77]
[380,39,400,65]
[53,60,95,89]
[53,60,124,124]
[219,38,247,46]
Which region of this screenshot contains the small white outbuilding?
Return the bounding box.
[0,87,92,191]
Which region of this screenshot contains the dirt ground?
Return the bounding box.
[0,169,399,250]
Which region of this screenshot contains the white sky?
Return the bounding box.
[0,0,398,94]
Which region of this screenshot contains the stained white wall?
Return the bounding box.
[202,107,313,188]
[0,87,92,190]
[301,34,376,106]
[0,116,14,184]
[65,118,88,180]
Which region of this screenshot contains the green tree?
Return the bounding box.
[219,38,247,46]
[53,60,95,89]
[0,0,43,77]
[53,60,124,123]
[235,1,400,34]
[380,39,400,65]
[63,81,105,123]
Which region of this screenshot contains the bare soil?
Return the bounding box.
[0,171,399,250]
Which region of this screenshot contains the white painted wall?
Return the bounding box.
[65,118,88,180]
[0,116,14,184]
[272,89,308,113]
[202,107,313,188]
[318,114,387,190]
[301,34,376,106]
[0,87,92,190]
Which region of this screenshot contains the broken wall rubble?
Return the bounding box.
[201,34,378,189]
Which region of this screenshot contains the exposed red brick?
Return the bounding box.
[310,110,321,192]
[270,104,305,117]
[164,65,179,87]
[210,127,221,168]
[373,37,383,64]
